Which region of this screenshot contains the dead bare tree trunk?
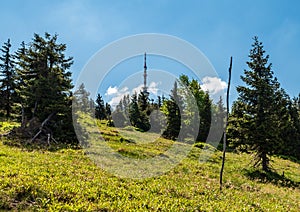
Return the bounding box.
[220,57,232,191]
[30,112,56,143]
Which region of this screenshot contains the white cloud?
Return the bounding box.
[120,87,129,93]
[148,82,159,95]
[108,91,130,107]
[109,95,127,107]
[130,82,159,95]
[105,86,129,107]
[106,82,159,108]
[201,77,227,102]
[105,86,118,96]
[201,77,227,95]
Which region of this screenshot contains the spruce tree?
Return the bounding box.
[231,37,284,171]
[0,39,17,118]
[105,103,113,126]
[137,91,150,131]
[129,92,140,128]
[15,33,75,143]
[16,33,73,119]
[14,41,28,125]
[198,91,212,142]
[273,88,291,155]
[163,81,182,140]
[95,94,106,120]
[138,91,149,112]
[122,94,130,118]
[280,95,300,159]
[227,101,249,152]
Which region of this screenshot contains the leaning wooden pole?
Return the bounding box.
[220,56,232,191]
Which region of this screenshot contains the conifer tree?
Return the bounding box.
[95,94,106,120]
[137,91,150,131]
[163,81,182,140]
[138,91,149,112]
[198,91,212,141]
[230,37,284,171]
[14,41,28,125]
[16,33,73,120]
[105,103,112,120]
[122,94,130,118]
[279,95,300,159]
[15,33,75,143]
[129,92,140,128]
[0,39,17,118]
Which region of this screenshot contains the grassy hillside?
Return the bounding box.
[0,121,300,211]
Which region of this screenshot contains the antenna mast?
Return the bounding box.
[143,52,148,93]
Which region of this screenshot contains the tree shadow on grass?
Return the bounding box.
[277,154,300,165]
[244,169,300,188]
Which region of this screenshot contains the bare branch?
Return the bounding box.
[220,56,232,191]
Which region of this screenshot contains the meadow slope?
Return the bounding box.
[0,121,299,211]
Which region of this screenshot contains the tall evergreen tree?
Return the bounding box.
[105,102,113,126]
[137,91,150,131]
[129,92,140,128]
[198,91,212,142]
[95,94,106,120]
[138,91,150,113]
[14,41,28,125]
[15,33,75,143]
[163,81,182,140]
[105,103,112,118]
[273,88,291,155]
[126,91,148,131]
[279,95,300,159]
[227,101,249,151]
[122,94,130,118]
[0,39,17,118]
[16,33,73,120]
[229,37,284,171]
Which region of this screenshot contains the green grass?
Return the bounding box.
[0,120,300,211]
[0,120,20,134]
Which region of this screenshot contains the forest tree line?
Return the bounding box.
[73,76,224,143]
[0,33,299,171]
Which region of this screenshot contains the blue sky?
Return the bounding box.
[1,0,299,105]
